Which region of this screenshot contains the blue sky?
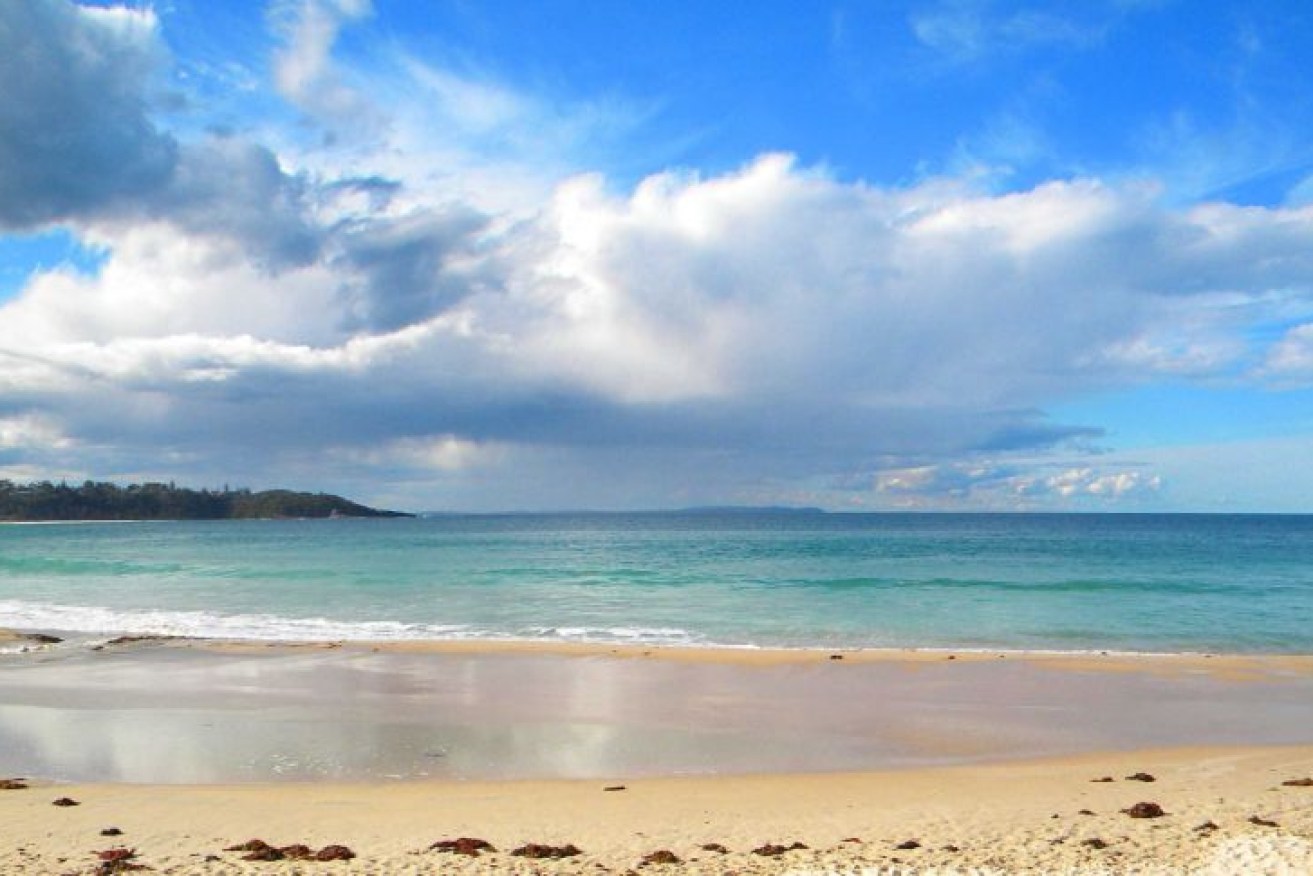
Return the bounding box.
[2,0,1313,511]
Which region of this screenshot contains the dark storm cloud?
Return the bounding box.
[333,206,492,331]
[0,0,177,229]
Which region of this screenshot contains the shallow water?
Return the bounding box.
[2,512,1312,652]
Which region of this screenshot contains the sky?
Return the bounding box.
[2,0,1313,512]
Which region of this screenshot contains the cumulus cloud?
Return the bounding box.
[866,460,1162,509]
[4,2,1313,509]
[7,142,1313,506]
[0,0,349,273]
[0,0,176,229]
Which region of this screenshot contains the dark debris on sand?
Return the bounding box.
[1122,802,1166,819]
[1248,815,1280,828]
[0,778,28,790]
[223,838,355,862]
[242,846,285,862]
[315,845,356,861]
[700,843,729,854]
[430,838,496,857]
[510,843,583,859]
[751,842,808,857]
[1282,777,1313,787]
[93,848,148,874]
[52,796,80,807]
[1125,772,1156,782]
[640,849,682,865]
[105,636,177,647]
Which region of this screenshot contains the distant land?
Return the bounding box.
[417,506,828,518]
[674,505,826,515]
[0,480,411,521]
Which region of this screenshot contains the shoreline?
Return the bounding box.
[9,625,1313,664]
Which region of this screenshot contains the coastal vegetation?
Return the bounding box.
[0,480,410,521]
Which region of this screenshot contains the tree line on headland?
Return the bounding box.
[0,480,410,521]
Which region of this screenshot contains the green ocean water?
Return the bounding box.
[1,513,1310,653]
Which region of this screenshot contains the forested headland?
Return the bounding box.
[0,481,411,521]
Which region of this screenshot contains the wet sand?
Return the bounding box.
[1,636,1312,872]
[2,638,1313,783]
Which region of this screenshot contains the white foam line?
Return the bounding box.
[0,600,1293,657]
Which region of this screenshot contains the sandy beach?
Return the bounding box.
[3,744,1312,874]
[2,636,1312,873]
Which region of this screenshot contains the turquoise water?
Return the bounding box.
[1,513,1311,653]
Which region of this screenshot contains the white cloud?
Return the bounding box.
[5,147,1313,507]
[6,2,1313,509]
[910,2,1105,64]
[270,0,376,126]
[0,222,342,348]
[0,414,73,452]
[867,460,1161,507]
[1260,323,1313,381]
[1036,467,1161,498]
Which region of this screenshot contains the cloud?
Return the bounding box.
[333,204,492,332]
[865,460,1162,508]
[329,435,506,473]
[5,2,1313,509]
[909,1,1105,65]
[0,0,177,229]
[0,1,345,274]
[1260,323,1313,382]
[5,148,1313,508]
[270,0,380,133]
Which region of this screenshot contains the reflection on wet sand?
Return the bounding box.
[2,643,1312,783]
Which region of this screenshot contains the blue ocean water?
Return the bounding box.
[1,512,1310,653]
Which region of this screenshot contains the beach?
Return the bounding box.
[3,515,1313,872]
[2,637,1312,874]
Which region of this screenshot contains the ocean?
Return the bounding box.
[1,512,1311,654]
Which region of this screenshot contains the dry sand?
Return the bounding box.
[2,745,1312,874]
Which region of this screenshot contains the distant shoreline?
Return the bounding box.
[0,480,411,521]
